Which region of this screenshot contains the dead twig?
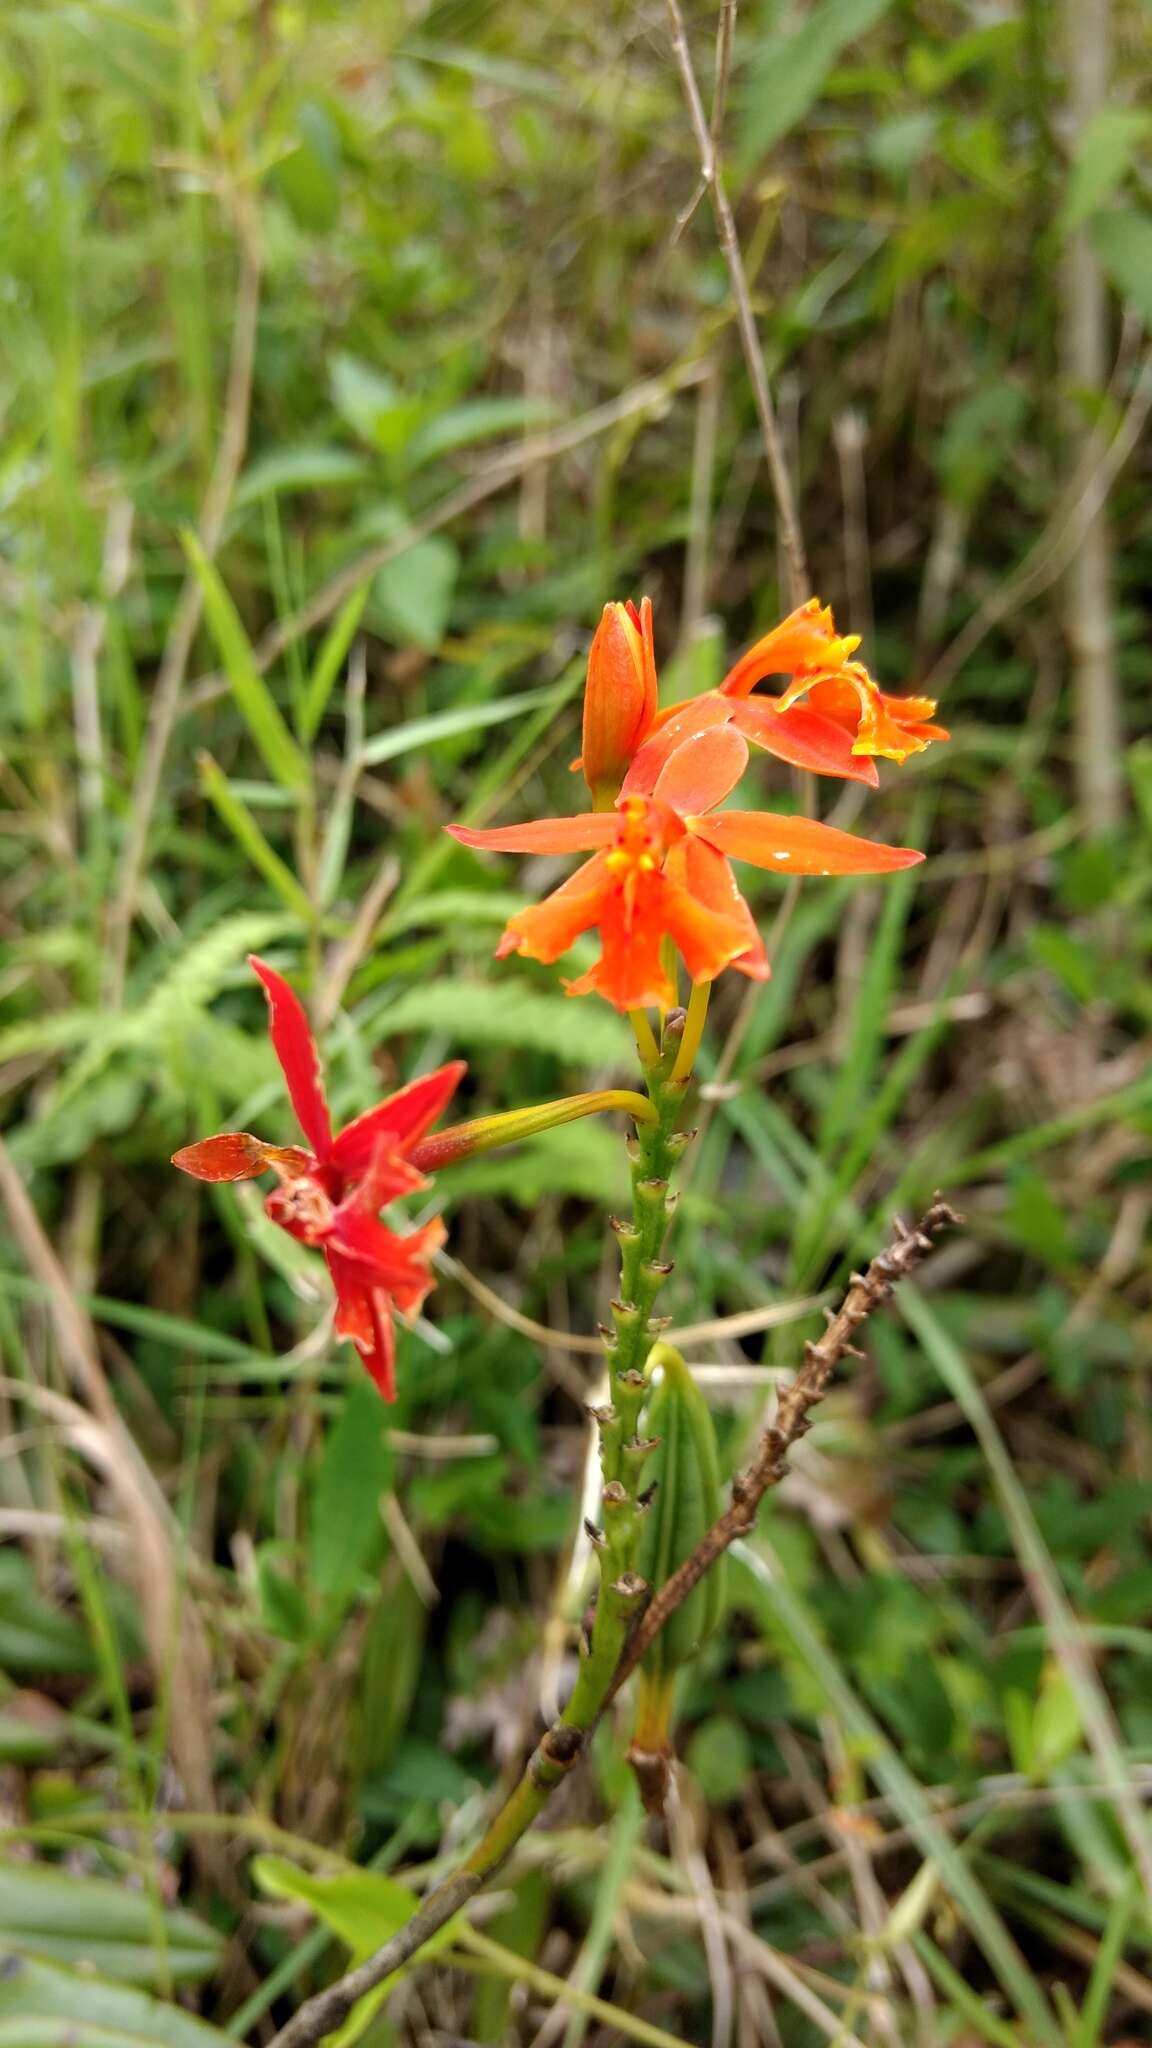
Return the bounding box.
[605,1199,959,1701]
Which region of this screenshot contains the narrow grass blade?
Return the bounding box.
[197,753,313,923]
[183,534,310,791]
[900,1286,1152,1900]
[732,1541,1061,2044]
[358,680,559,768]
[300,581,370,743]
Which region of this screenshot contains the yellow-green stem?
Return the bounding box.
[629,1008,660,1067]
[670,978,710,1084]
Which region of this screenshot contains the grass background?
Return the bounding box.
[1,1,1151,2043]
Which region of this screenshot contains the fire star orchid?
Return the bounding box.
[449,722,923,1013]
[172,956,464,1399]
[580,596,948,802]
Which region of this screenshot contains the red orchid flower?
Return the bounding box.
[449,723,923,1013]
[172,956,464,1400]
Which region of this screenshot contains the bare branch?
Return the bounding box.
[605,1199,960,1701]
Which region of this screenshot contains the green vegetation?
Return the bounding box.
[1,1,1150,2042]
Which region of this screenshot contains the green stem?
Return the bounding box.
[265,1023,702,2048]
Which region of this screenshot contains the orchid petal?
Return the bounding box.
[496,853,611,964]
[730,699,880,786]
[171,1132,311,1183]
[249,956,333,1160]
[447,815,620,856]
[697,811,925,876]
[330,1061,466,1179]
[651,723,749,816]
[621,696,733,800]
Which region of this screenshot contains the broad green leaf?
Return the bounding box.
[197,753,314,921]
[406,396,554,468]
[234,446,368,507]
[253,1856,464,2048]
[182,534,310,791]
[1062,110,1152,232]
[329,354,425,456]
[309,1378,393,1614]
[739,0,896,160]
[0,1860,220,1984]
[370,537,459,651]
[1088,207,1152,323]
[359,682,558,767]
[0,1957,231,2048]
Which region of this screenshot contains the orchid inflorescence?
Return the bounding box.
[175,594,945,1405]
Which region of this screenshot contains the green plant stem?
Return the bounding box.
[266,1027,696,2048]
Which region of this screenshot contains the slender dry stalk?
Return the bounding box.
[1061,0,1124,834]
[663,0,808,605]
[0,1136,221,1864]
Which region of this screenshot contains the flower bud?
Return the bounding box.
[581,598,658,809]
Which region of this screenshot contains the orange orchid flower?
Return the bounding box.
[172,957,464,1399]
[715,597,949,766]
[449,724,923,1013]
[571,592,945,805]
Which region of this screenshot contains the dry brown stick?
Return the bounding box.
[606,1198,959,1702]
[264,1203,955,2048]
[664,0,808,606]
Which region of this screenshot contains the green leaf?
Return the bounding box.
[329,354,425,456]
[0,1957,232,2048]
[1004,1168,1073,1270]
[182,534,310,791]
[359,683,559,767]
[1062,110,1152,232]
[253,1856,464,2048]
[685,1714,753,1805]
[300,581,370,742]
[234,446,368,507]
[370,536,459,651]
[0,1553,94,1677]
[310,1378,393,1615]
[406,396,555,468]
[0,1860,221,1984]
[196,755,314,921]
[1088,208,1152,322]
[739,0,896,160]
